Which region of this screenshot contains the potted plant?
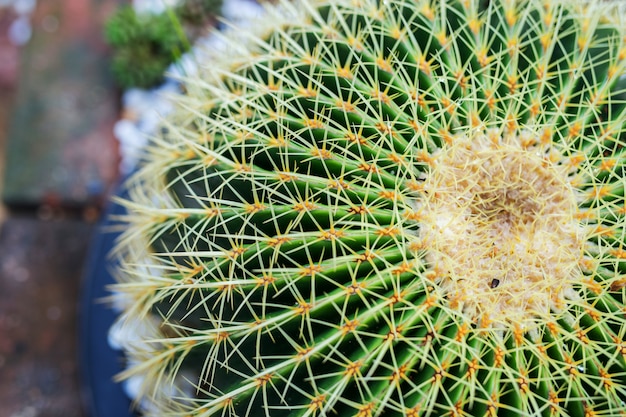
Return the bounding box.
[100,0,626,415]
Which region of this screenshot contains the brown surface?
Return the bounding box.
[3,0,121,207]
[0,0,124,416]
[0,217,92,417]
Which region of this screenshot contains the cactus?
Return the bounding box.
[110,0,626,415]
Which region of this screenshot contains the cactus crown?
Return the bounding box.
[112,0,626,416]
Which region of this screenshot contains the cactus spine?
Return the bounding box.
[111,0,626,415]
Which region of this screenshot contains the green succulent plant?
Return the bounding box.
[104,5,190,89]
[111,0,626,415]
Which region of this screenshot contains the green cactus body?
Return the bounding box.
[112,0,626,415]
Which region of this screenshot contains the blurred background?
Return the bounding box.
[0,0,242,412]
[0,0,121,416]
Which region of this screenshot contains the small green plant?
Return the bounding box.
[104,5,190,89]
[111,0,626,415]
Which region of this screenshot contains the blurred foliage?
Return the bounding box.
[176,0,223,25]
[104,0,223,89]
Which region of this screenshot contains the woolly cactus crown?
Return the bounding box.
[111,0,626,415]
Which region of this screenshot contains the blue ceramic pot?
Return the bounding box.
[80,183,135,417]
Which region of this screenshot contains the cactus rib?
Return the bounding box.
[111,0,626,416]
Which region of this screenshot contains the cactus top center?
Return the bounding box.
[418,132,584,329]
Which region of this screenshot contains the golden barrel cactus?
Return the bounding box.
[111,0,626,415]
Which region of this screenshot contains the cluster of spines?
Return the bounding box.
[112,0,626,416]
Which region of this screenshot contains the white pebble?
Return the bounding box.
[8,15,31,45]
[221,0,264,22]
[133,0,180,15]
[12,0,35,15]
